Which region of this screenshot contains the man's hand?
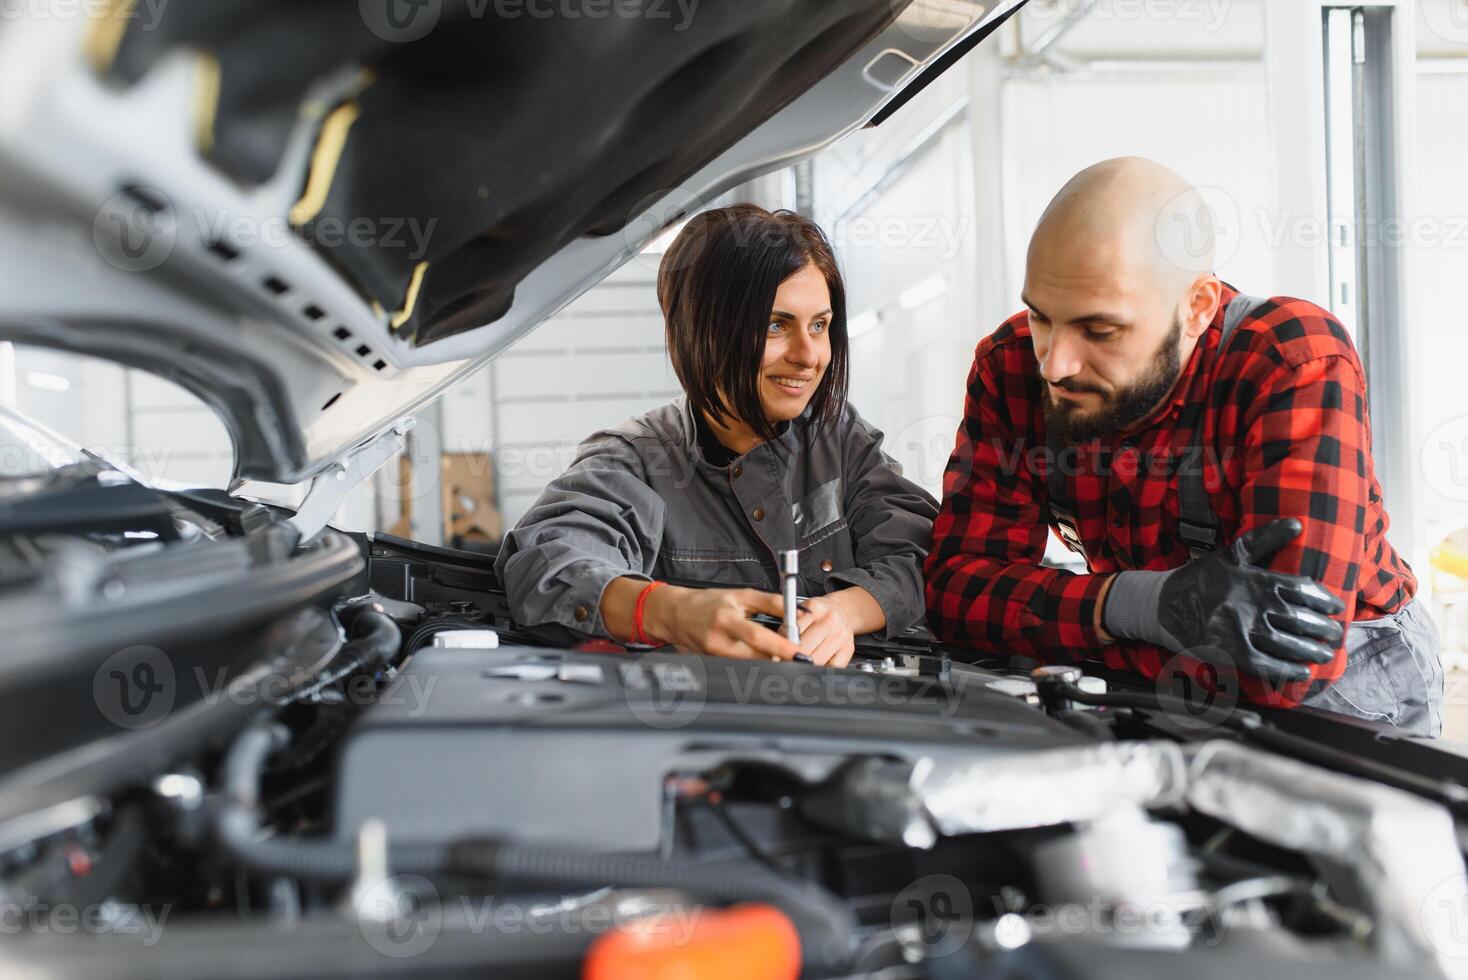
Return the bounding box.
[644,586,803,662]
[1104,517,1346,685]
[792,596,858,668]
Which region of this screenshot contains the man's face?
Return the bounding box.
[1023,254,1187,444]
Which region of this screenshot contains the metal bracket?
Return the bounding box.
[289,419,414,542]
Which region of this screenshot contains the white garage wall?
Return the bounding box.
[1413,52,1468,556]
[487,260,678,529]
[998,71,1273,303]
[812,65,979,496]
[810,7,1270,501]
[0,346,233,489]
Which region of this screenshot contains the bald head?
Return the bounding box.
[1030,157,1214,304]
[1021,158,1225,445]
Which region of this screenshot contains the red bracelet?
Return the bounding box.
[633,581,667,646]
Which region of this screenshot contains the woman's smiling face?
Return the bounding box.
[758,262,832,424]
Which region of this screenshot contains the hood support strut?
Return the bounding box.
[288,419,414,543]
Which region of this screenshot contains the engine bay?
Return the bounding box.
[3,516,1465,979]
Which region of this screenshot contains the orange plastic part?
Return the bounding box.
[583,903,800,980]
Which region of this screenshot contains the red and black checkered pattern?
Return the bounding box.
[924,283,1416,707]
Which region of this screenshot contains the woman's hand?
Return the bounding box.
[641,584,803,661]
[792,596,857,668]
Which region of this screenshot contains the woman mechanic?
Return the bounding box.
[495,204,937,667]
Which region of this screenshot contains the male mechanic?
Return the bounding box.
[925,157,1444,736]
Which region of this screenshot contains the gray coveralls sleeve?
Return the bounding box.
[498,398,937,643]
[825,415,939,639]
[494,434,662,637]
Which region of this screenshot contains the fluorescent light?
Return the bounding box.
[847,310,881,338]
[899,275,948,311]
[24,371,71,393]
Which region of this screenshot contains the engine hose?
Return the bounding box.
[214,722,447,881]
[1052,680,1468,813]
[293,609,402,703]
[445,840,858,977]
[215,721,858,975]
[1055,708,1116,741]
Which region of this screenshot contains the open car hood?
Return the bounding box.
[0,0,1020,485]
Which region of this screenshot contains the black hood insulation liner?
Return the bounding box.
[108,0,910,346]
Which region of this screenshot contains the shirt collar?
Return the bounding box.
[675,395,804,464]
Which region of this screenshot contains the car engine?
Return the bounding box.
[2,516,1464,979]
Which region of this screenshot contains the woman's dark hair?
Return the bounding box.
[657,203,849,443]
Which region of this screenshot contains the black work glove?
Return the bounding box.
[1102,518,1346,685]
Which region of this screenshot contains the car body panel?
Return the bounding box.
[0,0,1019,484]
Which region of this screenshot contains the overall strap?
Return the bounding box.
[1176,293,1268,559]
[1046,426,1086,559]
[1043,293,1268,563]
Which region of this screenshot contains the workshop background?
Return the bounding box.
[6,1,1468,720]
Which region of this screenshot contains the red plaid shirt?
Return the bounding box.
[925,283,1416,707]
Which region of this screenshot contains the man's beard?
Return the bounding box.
[1043,315,1184,445]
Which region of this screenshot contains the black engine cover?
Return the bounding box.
[333,645,1085,850]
